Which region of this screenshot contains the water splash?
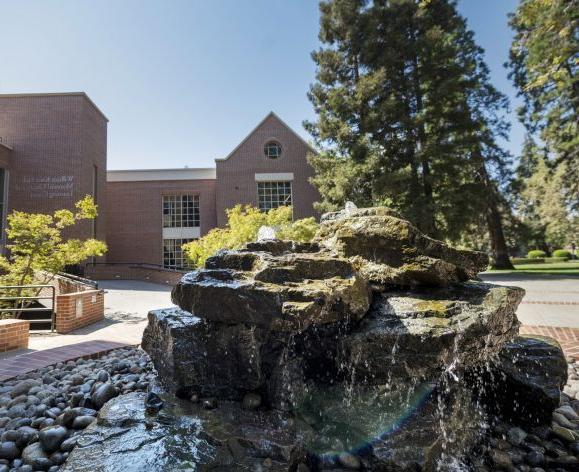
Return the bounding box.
[257,225,277,241]
[344,201,358,216]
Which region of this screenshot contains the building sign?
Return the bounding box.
[16,175,74,199]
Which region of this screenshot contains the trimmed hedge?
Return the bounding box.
[545,257,569,263]
[512,257,544,265]
[511,256,569,265]
[553,249,572,260]
[527,250,547,259]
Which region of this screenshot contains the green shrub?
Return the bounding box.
[552,249,572,260]
[183,205,318,268]
[527,250,547,259]
[512,257,544,265]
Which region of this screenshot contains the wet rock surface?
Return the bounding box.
[479,335,568,426]
[340,282,523,382]
[138,206,544,469]
[316,206,489,287]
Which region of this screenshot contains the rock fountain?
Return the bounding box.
[63,207,567,471]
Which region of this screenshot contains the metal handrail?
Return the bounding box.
[84,261,188,273]
[0,285,56,332]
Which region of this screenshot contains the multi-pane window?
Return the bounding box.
[163,238,193,270]
[163,195,199,228]
[257,181,292,212]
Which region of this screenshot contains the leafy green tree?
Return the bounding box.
[508,0,578,197]
[306,0,514,268]
[183,205,318,268]
[518,155,578,250]
[0,196,107,317]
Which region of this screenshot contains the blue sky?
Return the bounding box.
[0,0,522,170]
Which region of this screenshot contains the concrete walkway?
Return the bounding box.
[0,280,173,360]
[480,273,579,328]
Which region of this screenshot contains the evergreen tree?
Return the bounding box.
[514,135,578,251]
[306,0,514,268]
[508,0,578,198]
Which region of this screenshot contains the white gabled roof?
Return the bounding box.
[107,168,216,182]
[215,111,316,162]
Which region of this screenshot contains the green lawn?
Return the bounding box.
[485,261,579,275]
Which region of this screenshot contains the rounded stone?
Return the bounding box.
[242,393,261,410]
[0,441,19,460]
[490,449,513,469]
[337,452,361,470]
[526,450,545,466]
[202,398,217,410]
[38,425,68,453]
[507,427,527,446]
[21,442,49,466]
[59,437,77,453]
[72,416,94,429]
[91,383,118,409]
[551,425,575,443]
[11,380,41,399]
[96,371,109,383]
[49,451,65,465]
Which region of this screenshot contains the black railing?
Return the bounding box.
[0,285,56,332]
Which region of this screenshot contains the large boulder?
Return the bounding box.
[316,206,489,287]
[142,308,266,398]
[172,245,370,331]
[340,282,524,382]
[476,334,567,426]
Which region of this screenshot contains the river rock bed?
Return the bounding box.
[0,346,154,472]
[1,348,579,471]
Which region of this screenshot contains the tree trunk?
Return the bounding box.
[480,166,514,270]
[411,44,437,238]
[485,199,514,270]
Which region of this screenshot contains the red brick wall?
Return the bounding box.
[55,290,104,334]
[105,179,216,265]
[85,264,185,286]
[215,113,320,226]
[0,93,108,242]
[0,319,29,352]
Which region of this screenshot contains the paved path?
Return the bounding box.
[480,273,579,328]
[0,280,173,361]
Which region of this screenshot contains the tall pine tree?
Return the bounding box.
[508,0,578,199]
[306,0,514,268]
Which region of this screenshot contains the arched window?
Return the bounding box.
[264,141,282,159]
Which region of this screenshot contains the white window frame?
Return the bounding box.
[162,194,200,228]
[162,238,193,270]
[257,181,293,213]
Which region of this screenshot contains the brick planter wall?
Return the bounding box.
[0,319,29,352]
[85,264,185,286]
[55,290,104,334]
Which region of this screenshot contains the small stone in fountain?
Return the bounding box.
[242,393,261,410]
[507,426,527,446]
[189,393,199,403]
[202,398,217,410]
[257,225,276,242]
[145,391,164,413]
[337,452,361,470]
[263,458,273,468]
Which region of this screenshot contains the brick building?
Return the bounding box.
[0,93,108,245]
[0,93,320,271]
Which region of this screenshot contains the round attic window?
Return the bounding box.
[264,141,282,159]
